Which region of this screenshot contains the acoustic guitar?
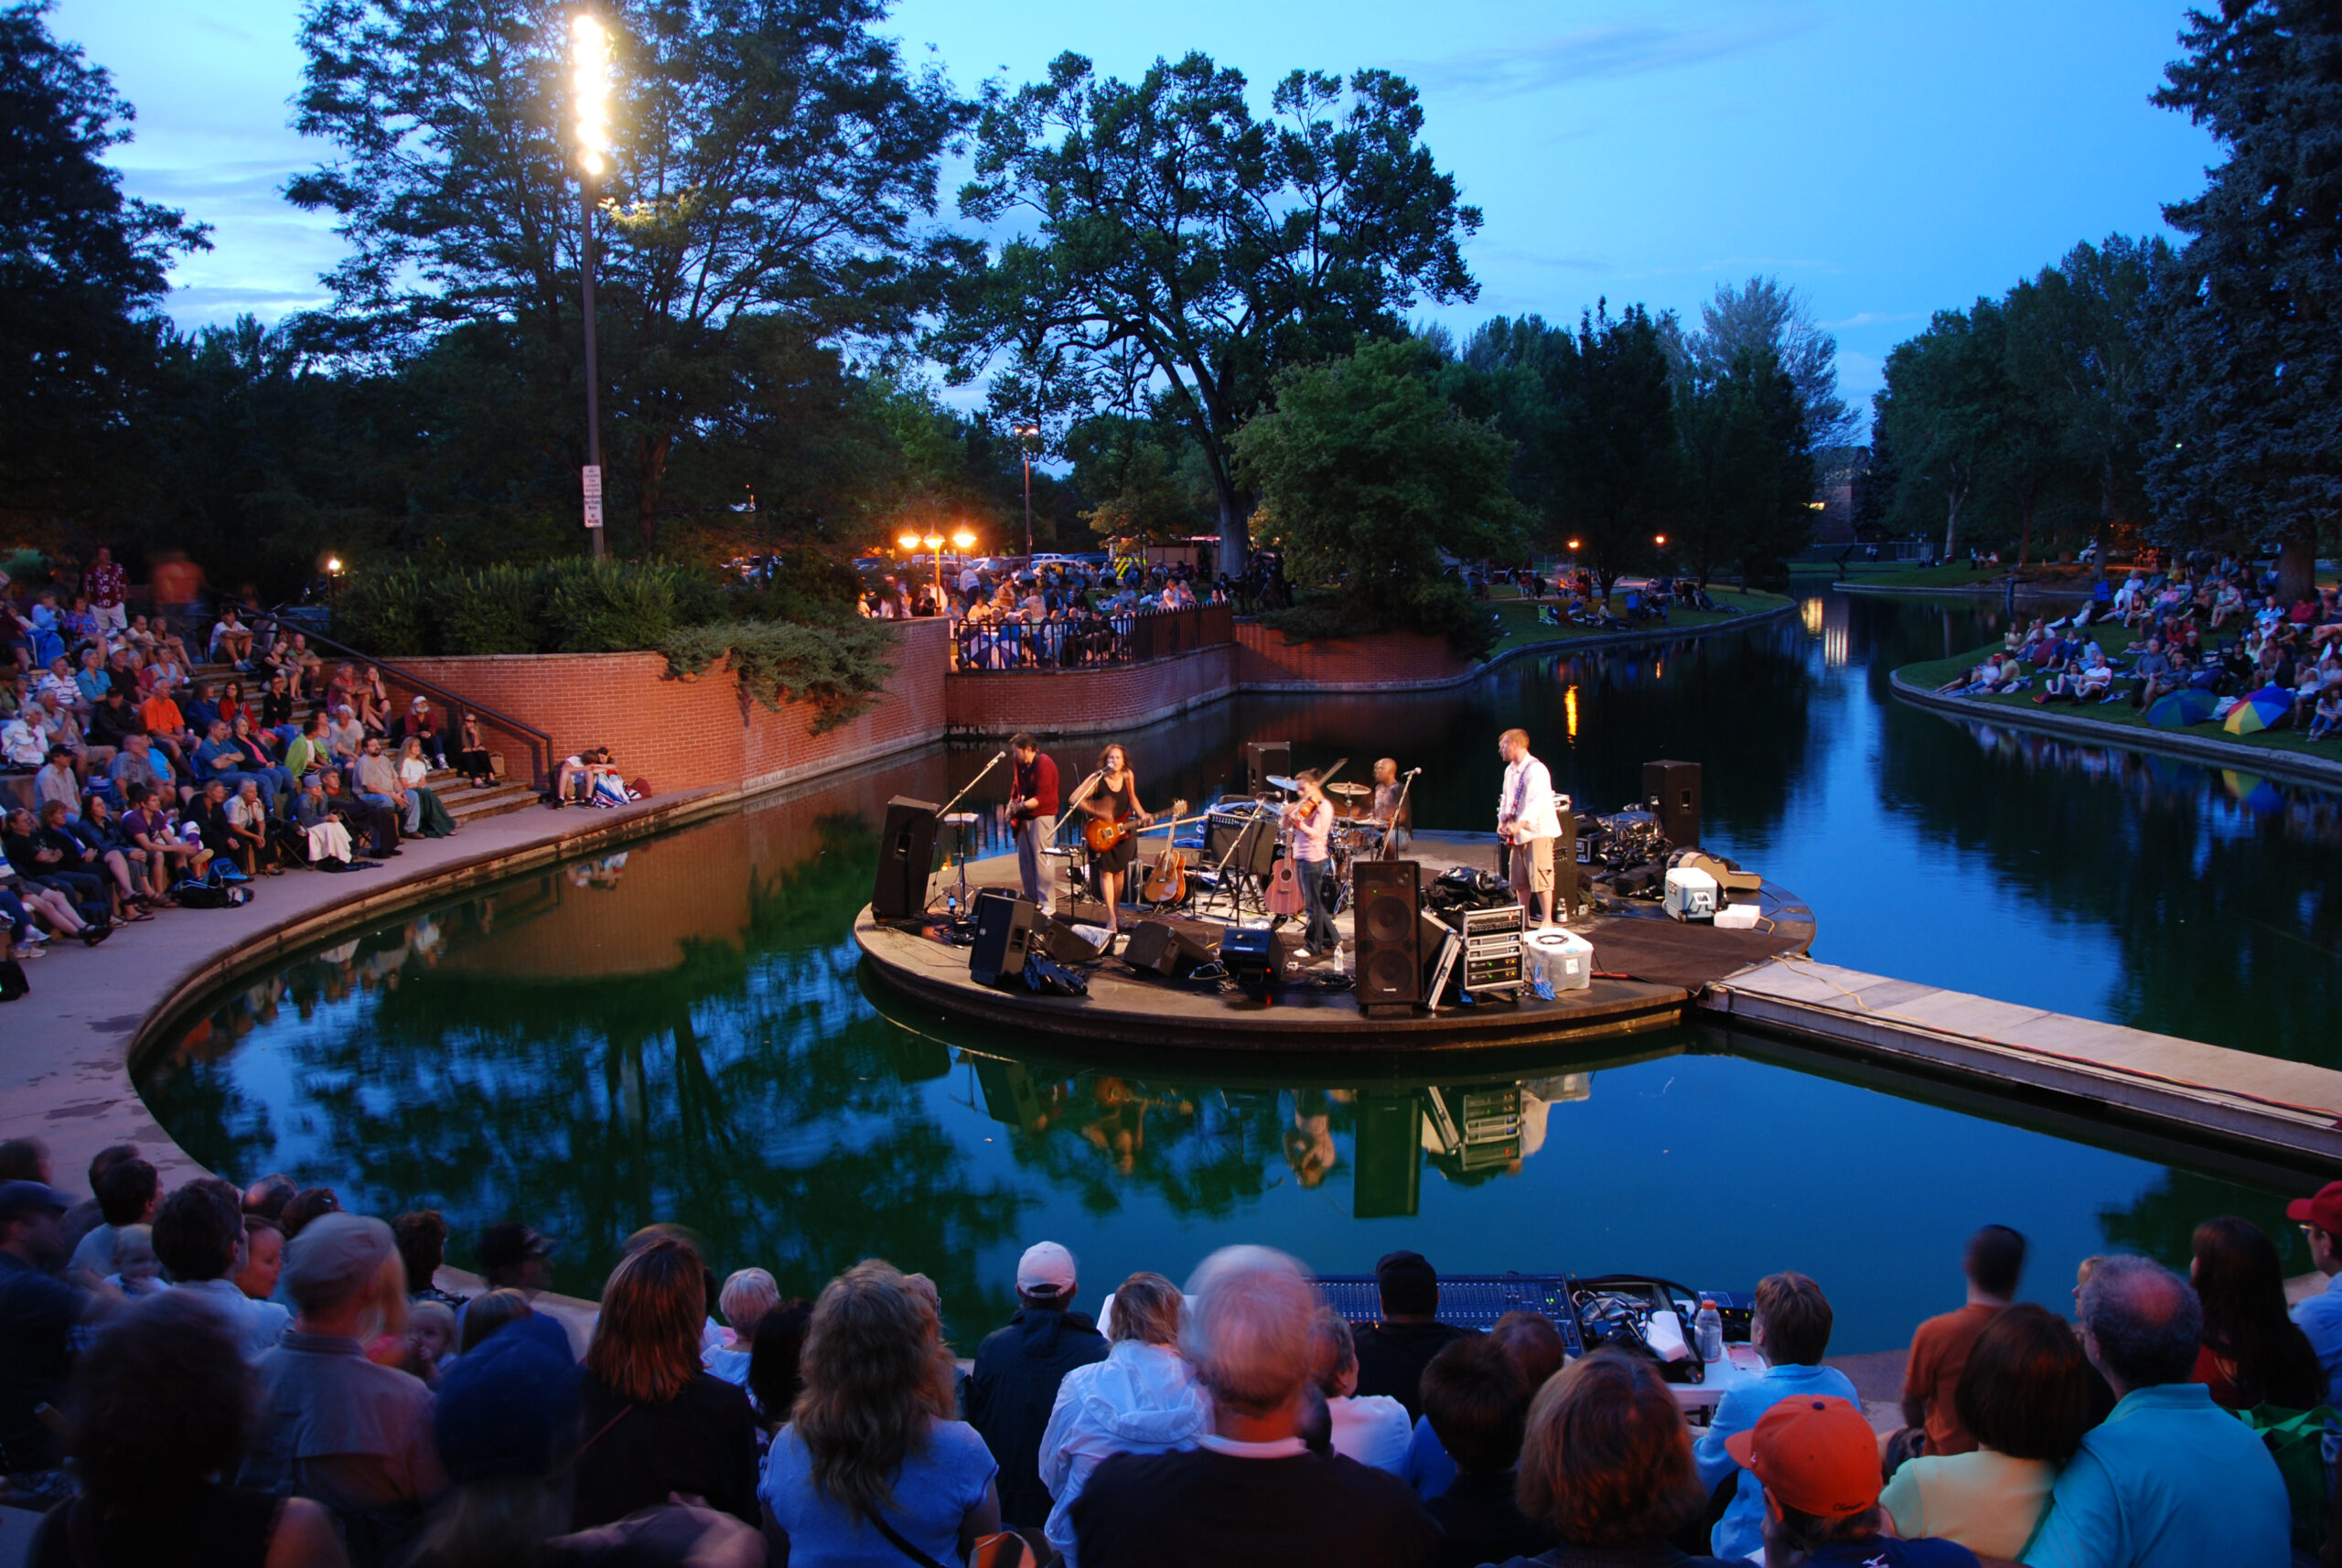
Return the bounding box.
[1263,758,1348,918]
[1141,804,1196,904]
[1084,798,1187,856]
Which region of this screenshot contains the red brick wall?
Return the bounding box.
[391,617,948,793]
[944,645,1240,736]
[1232,623,1470,689]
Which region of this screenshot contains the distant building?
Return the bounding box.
[1810,446,1867,545]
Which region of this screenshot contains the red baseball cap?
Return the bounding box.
[1724,1396,1880,1519]
[2288,1182,2342,1235]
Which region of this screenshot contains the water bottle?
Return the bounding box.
[1335,941,1349,979]
[1694,1298,1724,1364]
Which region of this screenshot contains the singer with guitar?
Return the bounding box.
[1496,727,1563,928]
[1008,733,1059,913]
[1282,769,1339,958]
[1076,742,1153,940]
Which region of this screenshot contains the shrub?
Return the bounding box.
[1260,575,1500,661]
[337,563,437,656]
[661,618,897,734]
[432,564,546,655]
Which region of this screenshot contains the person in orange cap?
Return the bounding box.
[1727,1394,1978,1567]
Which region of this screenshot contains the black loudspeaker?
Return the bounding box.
[1642,759,1702,851]
[1245,741,1293,795]
[1353,860,1423,1010]
[874,796,940,919]
[1206,816,1279,878]
[1219,926,1278,975]
[1122,918,1216,977]
[1352,1093,1424,1219]
[969,895,1039,985]
[1036,918,1103,964]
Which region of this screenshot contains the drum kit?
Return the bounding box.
[1189,772,1386,917]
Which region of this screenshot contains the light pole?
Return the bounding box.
[573,14,612,560]
[1015,425,1039,560]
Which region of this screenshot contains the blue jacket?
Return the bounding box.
[1691,1361,1861,1561]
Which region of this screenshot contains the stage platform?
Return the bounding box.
[854,831,1815,1055]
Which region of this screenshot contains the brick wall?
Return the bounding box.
[1232,623,1471,689]
[943,644,1240,737]
[390,617,948,794]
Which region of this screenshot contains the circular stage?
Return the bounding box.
[854,832,1815,1055]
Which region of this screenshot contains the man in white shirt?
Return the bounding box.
[1496,728,1563,927]
[154,1181,290,1359]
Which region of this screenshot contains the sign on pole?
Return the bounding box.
[582,464,604,530]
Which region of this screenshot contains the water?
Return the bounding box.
[134,594,2342,1353]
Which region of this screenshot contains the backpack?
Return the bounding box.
[172,865,253,909]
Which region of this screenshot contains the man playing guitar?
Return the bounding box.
[1008,732,1059,913]
[1076,742,1152,940]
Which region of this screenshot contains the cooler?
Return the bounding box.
[1663,867,1718,922]
[1525,929,1594,992]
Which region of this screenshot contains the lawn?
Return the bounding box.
[1896,628,2342,762]
[1482,585,1793,658]
[1789,559,2108,590]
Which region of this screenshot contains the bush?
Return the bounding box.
[337,563,437,656]
[1260,575,1501,661]
[431,564,546,655]
[661,618,897,734]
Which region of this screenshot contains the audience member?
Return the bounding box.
[29,1292,349,1568]
[2285,1180,2342,1406]
[1417,1332,1554,1568]
[0,1180,87,1502]
[155,1178,290,1359]
[2024,1254,2291,1568]
[0,1139,49,1185]
[1879,1304,2090,1561]
[478,1222,553,1294]
[571,1233,758,1530]
[1353,1250,1475,1421]
[404,1315,581,1568]
[1693,1271,1859,1561]
[244,1174,299,1222]
[759,1258,1004,1565]
[67,1154,159,1280]
[279,1187,342,1240]
[745,1297,813,1431]
[1505,1349,1733,1568]
[1732,1395,1978,1567]
[102,1222,163,1297]
[966,1239,1109,1528]
[1897,1225,2027,1462]
[705,1267,779,1386]
[60,1144,139,1256]
[1071,1245,1439,1568]
[2189,1215,2325,1411]
[393,1210,468,1311]
[456,1288,534,1357]
[1314,1306,1413,1474]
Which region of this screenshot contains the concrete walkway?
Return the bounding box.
[1705,956,2342,1169]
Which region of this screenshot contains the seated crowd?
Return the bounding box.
[920,561,1220,671]
[2,1132,2334,1568]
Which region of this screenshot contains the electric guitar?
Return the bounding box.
[1084,797,1187,856]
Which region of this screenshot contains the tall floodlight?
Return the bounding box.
[1015,424,1040,559]
[573,14,612,558]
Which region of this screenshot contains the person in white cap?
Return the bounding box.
[965,1240,1108,1529]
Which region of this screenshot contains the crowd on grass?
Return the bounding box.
[1933,556,2342,739]
[3,1130,2339,1568]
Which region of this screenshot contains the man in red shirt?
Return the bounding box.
[1009,732,1059,913]
[1897,1223,2025,1459]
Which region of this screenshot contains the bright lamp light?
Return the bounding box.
[921,532,945,550]
[951,528,977,550]
[573,15,611,176]
[897,532,919,552]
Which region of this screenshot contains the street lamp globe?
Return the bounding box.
[921,532,944,551]
[951,528,977,552]
[573,16,611,175]
[897,531,919,553]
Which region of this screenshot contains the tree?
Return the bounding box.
[1232,336,1523,654]
[936,53,1481,571]
[1063,414,1212,549]
[2142,1,2342,602]
[0,0,207,534]
[1546,303,1679,603]
[1875,303,2012,562]
[1675,349,1816,587]
[1682,276,1855,449]
[288,0,968,552]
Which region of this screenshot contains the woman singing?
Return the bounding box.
[1078,742,1152,939]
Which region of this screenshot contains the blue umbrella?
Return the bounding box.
[2145,690,2217,728]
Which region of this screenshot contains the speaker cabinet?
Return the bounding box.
[1642,760,1702,852]
[1036,918,1103,964]
[968,894,1039,986]
[1353,860,1423,1010]
[1244,741,1293,796]
[873,797,940,919]
[1205,815,1279,878]
[1121,918,1216,977]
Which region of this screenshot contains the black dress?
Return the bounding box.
[1090,775,1141,875]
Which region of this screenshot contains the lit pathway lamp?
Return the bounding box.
[573,13,613,560]
[922,532,947,599]
[1015,425,1039,559]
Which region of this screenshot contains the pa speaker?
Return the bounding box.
[1122,918,1216,977]
[968,894,1038,986]
[1642,759,1702,851]
[873,797,940,919]
[1245,741,1292,796]
[1353,860,1423,1008]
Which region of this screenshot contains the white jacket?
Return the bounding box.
[1038,1340,1211,1567]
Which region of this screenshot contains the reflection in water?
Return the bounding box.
[134,596,2338,1351]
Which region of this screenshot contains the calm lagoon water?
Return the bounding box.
[134,593,2342,1352]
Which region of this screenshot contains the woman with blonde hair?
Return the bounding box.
[759,1259,1002,1566]
[1037,1272,1208,1567]
[571,1233,760,1531]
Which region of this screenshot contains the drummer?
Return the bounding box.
[1370,757,1411,853]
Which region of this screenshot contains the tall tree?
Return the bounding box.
[0,0,207,536]
[288,0,968,552]
[2142,0,2342,602]
[1675,349,1816,587]
[935,53,1481,570]
[1683,276,1855,449]
[1875,302,2012,562]
[1545,303,1678,603]
[1063,413,1212,549]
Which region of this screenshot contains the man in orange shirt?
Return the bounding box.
[1896,1224,2026,1460]
[138,682,189,768]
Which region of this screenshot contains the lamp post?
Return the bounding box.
[1015,425,1039,559]
[573,14,612,560]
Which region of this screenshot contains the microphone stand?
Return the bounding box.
[1050,770,1105,920]
[1379,768,1421,861]
[932,750,1008,918]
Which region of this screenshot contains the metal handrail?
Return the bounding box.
[215,598,556,789]
[948,603,1231,672]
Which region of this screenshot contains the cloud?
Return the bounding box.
[1477,243,1614,275]
[1821,310,1924,330]
[1402,8,1822,99]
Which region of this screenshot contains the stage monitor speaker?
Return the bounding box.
[1352,860,1423,1008]
[1036,918,1103,964]
[968,894,1039,986]
[1245,741,1293,796]
[973,1058,1045,1132]
[1206,816,1279,878]
[1352,1093,1424,1219]
[1642,760,1702,851]
[1219,925,1277,976]
[873,797,940,919]
[1121,918,1216,977]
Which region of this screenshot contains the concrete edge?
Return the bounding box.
[1886,671,2342,790]
[1474,596,1801,676]
[1832,580,2096,602]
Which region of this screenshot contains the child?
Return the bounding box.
[105,1224,167,1298]
[706,1268,780,1386]
[2311,687,2342,742]
[407,1300,457,1387]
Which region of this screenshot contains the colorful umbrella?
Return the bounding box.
[2224,692,2292,736]
[2145,690,2217,728]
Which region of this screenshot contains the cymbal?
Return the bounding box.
[1327,782,1371,798]
[1265,774,1302,792]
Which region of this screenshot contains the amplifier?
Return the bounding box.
[1315,1274,1587,1352]
[1460,906,1524,940]
[1459,904,1522,993]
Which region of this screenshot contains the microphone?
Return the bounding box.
[1403,768,1423,777]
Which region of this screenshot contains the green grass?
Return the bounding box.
[1897,628,2342,762]
[1482,586,1793,657]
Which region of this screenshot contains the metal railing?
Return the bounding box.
[949,604,1232,672]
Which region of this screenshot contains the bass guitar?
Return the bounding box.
[1084,798,1187,856]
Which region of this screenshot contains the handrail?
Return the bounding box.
[216,599,557,789]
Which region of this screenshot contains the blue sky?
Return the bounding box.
[54,0,2216,410]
